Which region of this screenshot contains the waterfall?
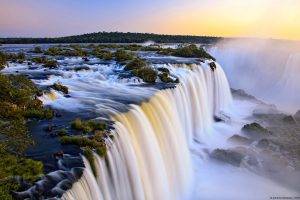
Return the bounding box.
[62,62,232,200]
[210,39,300,112]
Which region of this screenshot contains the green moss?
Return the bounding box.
[45,46,87,57]
[83,148,97,176]
[114,50,134,62]
[158,72,174,83]
[0,51,7,69]
[50,83,69,94]
[132,67,158,83]
[0,74,49,198]
[31,56,48,64]
[242,123,268,133]
[43,59,58,69]
[71,118,107,134]
[124,58,147,70]
[0,178,20,200]
[158,45,216,60]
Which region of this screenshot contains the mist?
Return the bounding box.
[210,39,300,113]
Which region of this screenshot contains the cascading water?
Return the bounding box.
[62,62,232,200]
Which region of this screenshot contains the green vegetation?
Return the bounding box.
[83,148,97,176]
[159,72,175,83]
[30,56,58,68]
[242,123,268,134]
[0,51,26,66]
[124,58,147,70]
[43,59,58,69]
[0,150,43,199]
[159,44,216,60]
[71,118,107,134]
[0,32,220,44]
[92,48,113,60]
[50,83,69,94]
[114,50,134,62]
[0,51,7,70]
[0,74,53,199]
[44,46,87,57]
[132,67,158,83]
[124,58,158,83]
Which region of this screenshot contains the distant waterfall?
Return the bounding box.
[62,63,232,200]
[210,39,300,112]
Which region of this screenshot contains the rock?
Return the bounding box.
[241,122,269,139]
[282,115,296,124]
[44,124,53,132]
[210,148,245,167]
[209,62,217,71]
[82,57,89,62]
[228,134,252,145]
[53,151,64,159]
[294,110,300,120]
[256,138,270,149]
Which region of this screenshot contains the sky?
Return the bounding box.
[0,0,299,40]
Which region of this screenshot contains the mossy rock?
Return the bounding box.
[114,50,134,62]
[70,118,107,134]
[132,67,157,83]
[241,122,269,139]
[158,72,174,83]
[73,66,90,72]
[124,58,147,71]
[50,83,69,94]
[43,60,58,69]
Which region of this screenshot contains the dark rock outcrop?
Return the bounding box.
[241,122,269,140]
[210,148,245,167]
[228,134,252,145]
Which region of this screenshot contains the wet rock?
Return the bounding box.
[256,138,270,149]
[210,148,245,167]
[82,57,89,62]
[294,110,300,120]
[228,134,252,145]
[241,122,269,140]
[209,62,217,71]
[282,115,296,124]
[44,124,53,132]
[53,151,64,159]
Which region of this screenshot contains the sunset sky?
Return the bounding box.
[0,0,299,40]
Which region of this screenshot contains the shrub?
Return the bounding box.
[157,45,216,60]
[43,59,58,69]
[0,51,7,69]
[50,83,69,94]
[124,58,147,70]
[132,67,158,83]
[31,56,48,64]
[159,72,174,83]
[71,118,107,134]
[157,67,170,73]
[114,50,134,62]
